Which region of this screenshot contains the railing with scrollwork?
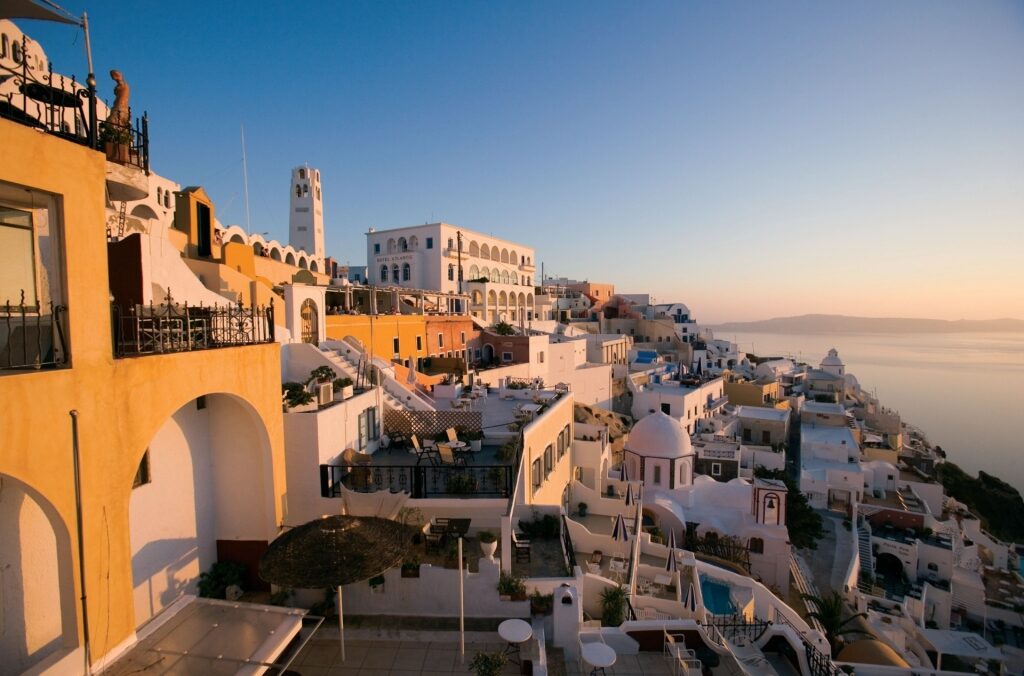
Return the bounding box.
[112,291,274,358]
[1,34,148,171]
[805,642,843,676]
[320,462,514,499]
[561,514,578,573]
[1,294,68,371]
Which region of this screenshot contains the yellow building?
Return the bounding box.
[723,372,784,408]
[326,313,431,363]
[0,119,288,672]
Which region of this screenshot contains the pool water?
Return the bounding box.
[700,575,737,615]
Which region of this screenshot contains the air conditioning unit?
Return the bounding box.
[317,383,333,406]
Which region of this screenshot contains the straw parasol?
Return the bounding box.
[339,448,372,490]
[260,515,411,661]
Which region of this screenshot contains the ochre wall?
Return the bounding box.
[326,314,429,361]
[0,120,287,665]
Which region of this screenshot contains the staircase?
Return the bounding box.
[857,525,875,591]
[320,341,435,412]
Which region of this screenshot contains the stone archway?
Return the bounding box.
[128,394,275,628]
[0,474,78,673]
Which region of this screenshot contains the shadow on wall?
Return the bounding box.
[131,537,200,623]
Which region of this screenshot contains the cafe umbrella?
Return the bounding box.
[259,515,411,661]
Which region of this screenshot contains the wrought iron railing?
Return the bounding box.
[561,514,578,573]
[112,291,274,358]
[1,34,148,171]
[320,462,515,499]
[1,295,68,371]
[704,614,771,644]
[805,642,843,676]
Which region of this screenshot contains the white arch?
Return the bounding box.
[469,241,480,257]
[310,259,319,273]
[398,236,408,251]
[299,256,308,269]
[469,265,479,279]
[500,248,509,264]
[480,245,490,260]
[285,252,296,265]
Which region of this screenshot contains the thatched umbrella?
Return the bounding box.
[260,515,411,661]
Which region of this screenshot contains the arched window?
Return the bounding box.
[164,191,170,208]
[380,265,388,282]
[295,184,301,198]
[300,299,318,345]
[156,187,162,203]
[402,263,411,281]
[749,537,764,554]
[392,265,399,283]
[469,265,479,279]
[303,184,309,195]
[398,237,408,251]
[299,168,306,179]
[448,264,455,281]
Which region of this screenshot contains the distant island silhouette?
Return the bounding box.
[709,313,1024,334]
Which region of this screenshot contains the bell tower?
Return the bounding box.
[752,478,787,526]
[289,165,324,263]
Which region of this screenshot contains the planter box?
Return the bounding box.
[401,566,420,578]
[287,401,318,413]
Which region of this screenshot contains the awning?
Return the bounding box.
[100,596,314,675]
[0,0,81,25]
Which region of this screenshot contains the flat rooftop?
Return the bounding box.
[736,406,789,422]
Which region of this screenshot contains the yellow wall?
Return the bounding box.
[0,120,287,665]
[524,395,574,505]
[326,314,430,362]
[724,378,780,407]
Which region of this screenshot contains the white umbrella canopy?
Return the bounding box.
[611,513,630,543]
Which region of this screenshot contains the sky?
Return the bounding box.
[23,1,1024,323]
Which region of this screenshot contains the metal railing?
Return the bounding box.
[561,514,578,573]
[112,291,274,358]
[805,642,843,676]
[320,462,514,499]
[1,296,68,371]
[1,34,148,171]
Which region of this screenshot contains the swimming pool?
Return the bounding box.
[700,575,737,615]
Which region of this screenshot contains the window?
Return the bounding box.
[544,445,553,475]
[539,351,545,364]
[447,238,454,250]
[299,168,306,179]
[502,351,513,363]
[196,395,207,410]
[380,265,388,281]
[295,184,301,198]
[749,537,764,554]
[392,265,399,282]
[133,450,151,488]
[661,403,671,415]
[460,331,466,345]
[416,335,423,351]
[393,337,400,354]
[557,432,565,458]
[358,406,378,450]
[448,264,455,281]
[711,462,722,477]
[653,465,662,484]
[1,205,37,306]
[560,425,570,457]
[927,562,938,572]
[374,243,381,254]
[426,237,433,249]
[438,332,444,348]
[532,459,542,490]
[402,262,411,281]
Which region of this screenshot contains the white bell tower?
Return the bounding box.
[289,165,325,263]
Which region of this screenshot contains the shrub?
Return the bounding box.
[308,366,336,384]
[601,585,627,626]
[469,651,506,676]
[197,561,246,599]
[282,382,313,408]
[497,571,526,597]
[478,530,497,544]
[333,376,353,390]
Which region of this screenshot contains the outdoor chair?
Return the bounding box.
[445,427,460,444]
[438,443,467,467]
[512,531,531,562]
[410,435,440,465]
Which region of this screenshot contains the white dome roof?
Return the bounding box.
[624,412,692,458]
[821,348,844,367]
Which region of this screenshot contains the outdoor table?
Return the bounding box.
[446,518,471,538]
[447,440,468,452]
[581,641,616,675]
[520,403,542,419]
[498,618,533,665]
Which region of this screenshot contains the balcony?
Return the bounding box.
[1,41,149,174]
[112,292,274,358]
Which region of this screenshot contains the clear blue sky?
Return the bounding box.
[26,1,1024,322]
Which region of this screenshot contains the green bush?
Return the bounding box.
[601,585,627,626]
[197,561,246,599]
[469,651,506,676]
[497,571,526,597]
[478,530,497,544]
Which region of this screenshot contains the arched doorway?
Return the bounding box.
[0,474,77,672]
[482,344,495,365]
[300,299,319,345]
[129,394,275,628]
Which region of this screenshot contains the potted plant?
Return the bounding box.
[497,571,526,601]
[197,561,246,599]
[448,474,478,494]
[401,556,421,578]
[530,590,554,615]
[100,122,132,163]
[478,530,497,559]
[282,382,316,412]
[368,574,385,593]
[333,376,354,400]
[463,428,485,453]
[469,651,507,676]
[578,502,588,517]
[600,585,627,626]
[309,366,336,384]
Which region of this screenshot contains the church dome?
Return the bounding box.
[821,348,844,367]
[624,412,692,458]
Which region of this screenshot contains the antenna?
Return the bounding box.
[240,123,252,233]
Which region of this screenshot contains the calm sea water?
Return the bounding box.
[721,331,1024,493]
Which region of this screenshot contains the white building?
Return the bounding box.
[630,371,727,435]
[365,223,536,323]
[288,165,325,263]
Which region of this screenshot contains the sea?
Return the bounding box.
[719,331,1024,493]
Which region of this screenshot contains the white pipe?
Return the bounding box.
[458,536,465,663]
[337,585,345,661]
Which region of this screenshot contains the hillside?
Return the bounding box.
[709,314,1024,334]
[936,463,1024,542]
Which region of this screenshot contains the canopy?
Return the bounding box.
[1,0,81,25]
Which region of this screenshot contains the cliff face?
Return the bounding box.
[938,463,1024,542]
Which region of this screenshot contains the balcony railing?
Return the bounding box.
[320,462,514,499]
[1,296,68,371]
[112,291,274,358]
[1,34,148,172]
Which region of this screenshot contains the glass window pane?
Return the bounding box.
[0,207,36,306]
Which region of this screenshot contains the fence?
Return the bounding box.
[320,462,514,499]
[112,291,274,357]
[1,297,68,371]
[383,409,483,438]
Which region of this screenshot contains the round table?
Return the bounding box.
[581,642,616,675]
[448,440,468,452]
[498,618,532,664]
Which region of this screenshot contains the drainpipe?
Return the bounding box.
[70,411,92,675]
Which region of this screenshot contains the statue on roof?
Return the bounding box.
[106,69,130,128]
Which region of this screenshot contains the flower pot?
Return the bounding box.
[511,591,527,602]
[471,439,483,453]
[104,141,129,164]
[401,565,420,578]
[499,594,511,602]
[340,385,354,400]
[480,540,497,559]
[287,401,318,413]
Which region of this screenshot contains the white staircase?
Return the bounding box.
[857,525,875,590]
[320,341,435,412]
